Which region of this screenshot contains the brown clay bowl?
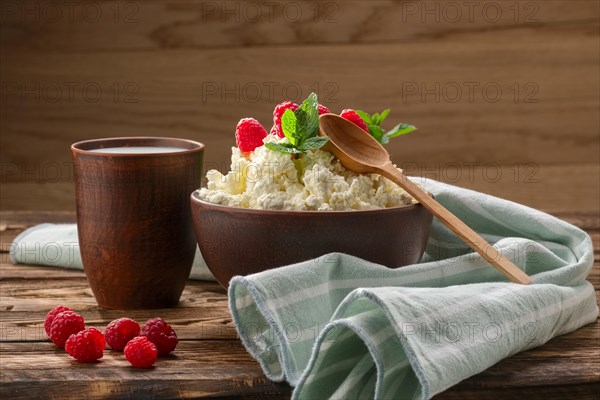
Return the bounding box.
[190,192,433,288]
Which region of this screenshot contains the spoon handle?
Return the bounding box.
[380,164,532,285]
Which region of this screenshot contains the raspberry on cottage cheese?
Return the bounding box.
[197,135,416,211]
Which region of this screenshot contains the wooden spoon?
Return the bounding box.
[319,114,531,285]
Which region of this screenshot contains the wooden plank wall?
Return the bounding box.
[1,0,599,213]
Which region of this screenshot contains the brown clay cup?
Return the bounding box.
[71,137,204,309]
[190,193,433,288]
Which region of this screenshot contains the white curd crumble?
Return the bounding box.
[197,135,416,211]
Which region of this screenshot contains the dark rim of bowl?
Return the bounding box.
[71,137,204,157]
[190,190,431,216]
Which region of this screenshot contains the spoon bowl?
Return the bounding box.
[320,114,390,173]
[319,113,531,285]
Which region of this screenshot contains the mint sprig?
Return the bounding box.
[355,109,417,145]
[265,93,329,155]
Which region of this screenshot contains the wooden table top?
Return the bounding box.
[1,211,598,400]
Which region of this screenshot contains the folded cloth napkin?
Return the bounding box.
[9,224,215,281]
[228,178,598,400]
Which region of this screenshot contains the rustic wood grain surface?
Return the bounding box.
[0,210,598,399]
[1,0,599,212]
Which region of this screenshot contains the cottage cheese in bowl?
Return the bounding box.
[191,95,429,287]
[197,136,416,211]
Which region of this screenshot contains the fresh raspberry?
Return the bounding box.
[44,305,72,337]
[104,318,140,351]
[140,317,178,356]
[269,125,280,137]
[48,310,85,347]
[317,104,330,115]
[272,101,299,138]
[124,336,158,368]
[65,327,105,363]
[235,118,267,152]
[340,109,369,133]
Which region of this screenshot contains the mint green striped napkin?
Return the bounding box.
[228,178,598,400]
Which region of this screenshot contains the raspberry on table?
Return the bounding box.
[340,109,369,133]
[124,336,158,368]
[140,317,178,356]
[104,317,140,351]
[48,310,85,348]
[235,118,268,153]
[272,101,299,138]
[44,305,72,337]
[65,327,105,363]
[317,104,331,115]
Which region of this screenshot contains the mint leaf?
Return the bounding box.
[295,93,319,139]
[295,108,309,139]
[265,142,303,154]
[281,109,299,145]
[355,110,372,125]
[372,113,381,126]
[265,92,329,156]
[385,123,417,138]
[352,108,417,144]
[368,125,384,143]
[298,136,329,151]
[382,123,417,144]
[379,109,390,124]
